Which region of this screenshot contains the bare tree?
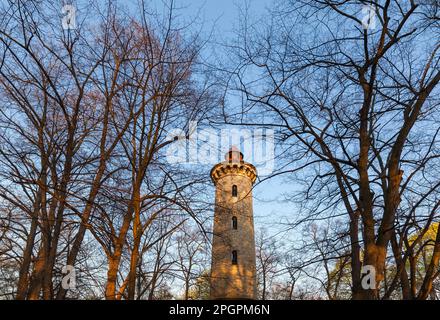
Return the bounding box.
[175,224,208,300]
[223,0,440,299]
[255,229,281,299]
[0,0,214,300]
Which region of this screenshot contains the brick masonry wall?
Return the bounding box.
[210,165,257,299]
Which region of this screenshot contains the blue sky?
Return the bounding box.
[106,0,300,239]
[69,0,298,241]
[172,0,271,34]
[169,0,298,237]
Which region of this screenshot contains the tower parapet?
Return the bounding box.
[210,162,257,186]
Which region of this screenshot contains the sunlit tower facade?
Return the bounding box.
[210,147,257,299]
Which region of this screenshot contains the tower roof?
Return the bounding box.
[225,146,244,163]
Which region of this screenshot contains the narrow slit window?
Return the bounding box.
[232,250,238,265]
[232,216,238,230]
[232,185,238,197]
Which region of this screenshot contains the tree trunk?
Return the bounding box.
[56,168,106,299]
[27,238,49,300]
[127,185,141,300]
[349,212,363,300]
[105,255,121,300]
[16,212,39,299]
[417,224,440,299]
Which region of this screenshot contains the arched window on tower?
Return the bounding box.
[232,185,237,197]
[232,216,238,230]
[232,250,238,265]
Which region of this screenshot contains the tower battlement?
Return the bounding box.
[210,162,257,186]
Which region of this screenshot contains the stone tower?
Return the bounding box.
[209,147,257,299]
